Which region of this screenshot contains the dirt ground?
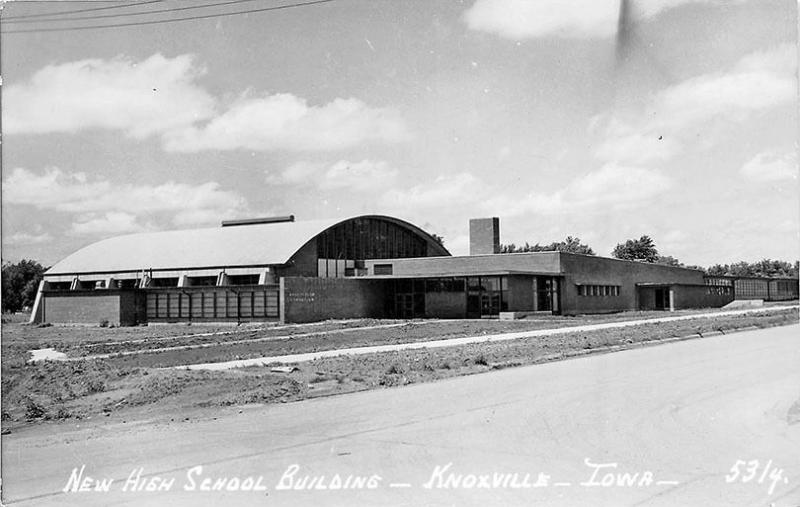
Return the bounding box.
[1,307,767,357]
[1,306,797,433]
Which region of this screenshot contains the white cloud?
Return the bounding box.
[740,151,798,182]
[267,159,400,192]
[163,94,408,152]
[654,68,795,130]
[3,167,248,231]
[570,163,671,205]
[594,120,678,164]
[321,160,399,191]
[4,54,215,138]
[463,0,739,39]
[652,44,795,129]
[594,44,796,164]
[382,173,481,209]
[380,165,670,221]
[266,161,322,186]
[658,229,690,254]
[6,53,408,153]
[735,42,797,75]
[487,163,672,216]
[464,0,618,39]
[635,0,744,17]
[5,232,53,245]
[70,212,147,236]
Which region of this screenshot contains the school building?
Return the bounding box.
[30,215,797,325]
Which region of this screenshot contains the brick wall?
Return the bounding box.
[282,277,388,323]
[425,292,466,318]
[672,284,735,309]
[506,275,534,312]
[469,218,500,255]
[40,291,124,325]
[559,253,705,314]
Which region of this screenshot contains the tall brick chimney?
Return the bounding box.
[469,217,500,255]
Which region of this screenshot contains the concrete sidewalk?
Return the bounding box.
[178,305,799,371]
[31,321,434,363]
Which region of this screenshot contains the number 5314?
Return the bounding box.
[725,459,787,495]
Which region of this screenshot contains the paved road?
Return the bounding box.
[3,325,799,506]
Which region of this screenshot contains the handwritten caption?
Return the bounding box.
[725,459,789,495]
[62,458,789,495]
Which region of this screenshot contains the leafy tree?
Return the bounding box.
[612,235,659,262]
[499,236,595,255]
[705,259,798,278]
[655,255,683,267]
[2,259,46,313]
[430,234,445,248]
[553,236,596,255]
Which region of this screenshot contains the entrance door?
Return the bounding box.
[393,279,425,318]
[654,288,670,310]
[466,294,481,318]
[466,276,506,318]
[534,277,560,314]
[481,292,501,316]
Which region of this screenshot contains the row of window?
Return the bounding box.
[390,276,508,294]
[577,285,620,297]
[49,274,264,290]
[316,218,430,261]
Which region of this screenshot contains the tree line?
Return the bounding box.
[499,234,798,277]
[2,260,46,313]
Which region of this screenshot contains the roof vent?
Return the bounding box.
[221,215,295,227]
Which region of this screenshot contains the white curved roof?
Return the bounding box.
[46,217,341,275]
[46,215,448,275]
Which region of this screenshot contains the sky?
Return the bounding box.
[1,0,798,268]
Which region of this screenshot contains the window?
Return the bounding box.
[316,218,430,260]
[150,277,179,287]
[577,284,621,297]
[374,264,393,275]
[187,276,217,287]
[425,277,466,292]
[228,274,260,286]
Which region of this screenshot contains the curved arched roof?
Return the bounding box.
[46,215,450,275]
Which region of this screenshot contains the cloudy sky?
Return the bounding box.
[1,0,797,267]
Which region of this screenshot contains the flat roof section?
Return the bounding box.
[362,270,550,279]
[365,251,563,277]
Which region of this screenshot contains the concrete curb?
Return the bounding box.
[177,306,799,371]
